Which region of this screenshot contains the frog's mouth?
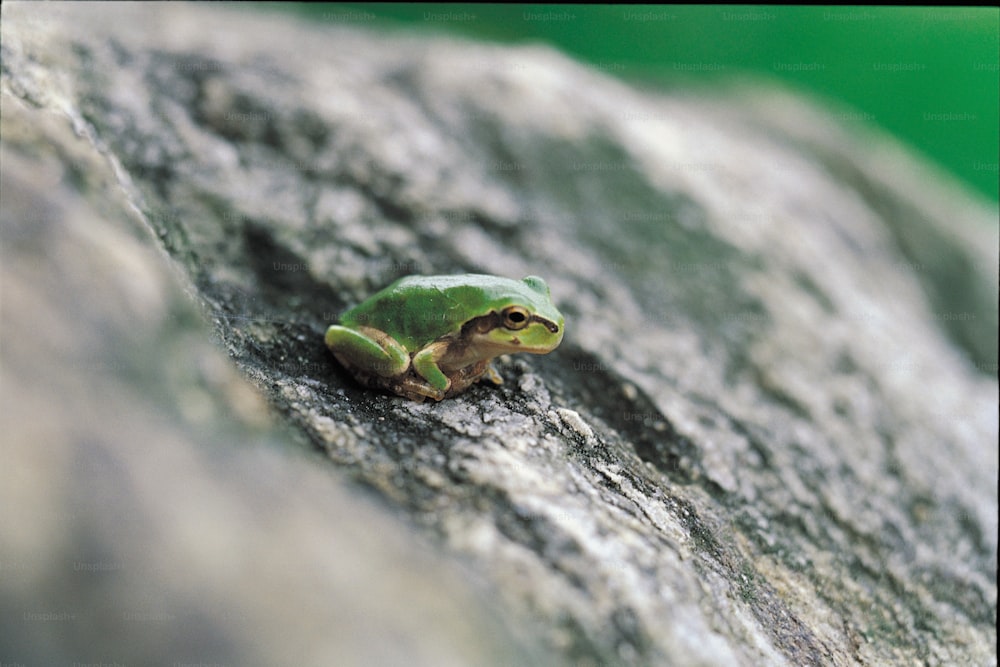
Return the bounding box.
[530,315,561,335]
[501,316,563,353]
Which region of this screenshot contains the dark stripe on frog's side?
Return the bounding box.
[459,312,561,337]
[460,311,503,336]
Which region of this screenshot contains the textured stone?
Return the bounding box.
[2,3,996,666]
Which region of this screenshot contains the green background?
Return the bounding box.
[275,4,998,204]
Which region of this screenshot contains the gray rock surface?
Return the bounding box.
[2,3,996,666]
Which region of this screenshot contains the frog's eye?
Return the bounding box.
[501,306,531,331]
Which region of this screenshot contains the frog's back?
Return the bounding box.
[340,274,512,350]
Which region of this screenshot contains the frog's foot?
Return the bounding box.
[482,362,504,386]
[325,325,409,377]
[391,375,448,402]
[329,364,446,402]
[392,362,496,402]
[441,360,496,397]
[393,361,498,401]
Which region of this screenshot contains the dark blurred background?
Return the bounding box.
[266,4,998,205]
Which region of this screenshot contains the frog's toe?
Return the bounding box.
[483,363,504,385]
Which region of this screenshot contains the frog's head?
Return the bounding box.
[466,275,564,355]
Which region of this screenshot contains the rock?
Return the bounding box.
[2,4,996,666]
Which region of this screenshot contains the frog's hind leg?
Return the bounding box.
[324,325,409,377]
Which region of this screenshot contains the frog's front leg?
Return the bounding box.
[413,349,499,399]
[411,341,452,394]
[325,325,410,377]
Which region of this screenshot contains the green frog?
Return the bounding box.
[325,274,564,401]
